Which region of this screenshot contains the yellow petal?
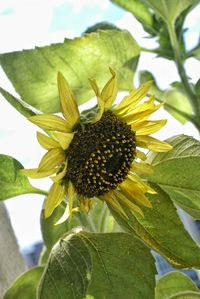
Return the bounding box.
[101,68,117,109]
[136,149,147,161]
[132,119,167,135]
[20,168,57,178]
[120,178,153,208]
[38,148,66,172]
[131,161,154,175]
[37,132,60,150]
[55,206,79,225]
[53,131,74,150]
[89,78,100,97]
[114,190,144,217]
[79,196,93,213]
[136,135,173,152]
[28,114,71,133]
[44,182,65,218]
[127,174,156,194]
[125,103,163,125]
[114,81,152,113]
[51,161,68,182]
[57,72,80,128]
[66,181,76,221]
[103,192,128,219]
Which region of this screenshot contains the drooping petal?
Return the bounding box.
[114,190,144,217]
[37,132,60,150]
[136,135,173,152]
[20,168,57,178]
[132,119,167,135]
[127,174,156,194]
[53,131,74,150]
[103,192,128,218]
[79,196,93,213]
[66,181,76,221]
[119,178,152,208]
[28,114,71,133]
[131,161,154,175]
[38,148,66,172]
[44,182,65,218]
[136,149,147,161]
[114,81,152,114]
[57,72,80,128]
[51,161,68,182]
[55,206,79,225]
[101,68,117,109]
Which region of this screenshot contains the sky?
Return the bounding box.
[0,0,200,249]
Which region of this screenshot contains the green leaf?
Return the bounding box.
[0,87,36,117]
[0,30,140,113]
[84,22,120,34]
[0,154,44,200]
[111,0,153,32]
[108,185,200,268]
[38,231,156,299]
[163,89,193,124]
[168,291,200,298]
[144,0,197,26]
[147,135,200,219]
[155,272,199,299]
[4,267,44,299]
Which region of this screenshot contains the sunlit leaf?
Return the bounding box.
[0,30,140,113]
[147,135,200,219]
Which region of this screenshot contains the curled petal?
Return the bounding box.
[101,68,117,109]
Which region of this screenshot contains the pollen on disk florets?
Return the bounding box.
[65,111,136,197]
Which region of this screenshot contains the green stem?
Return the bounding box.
[78,212,97,232]
[32,188,48,196]
[167,23,200,128]
[154,96,194,122]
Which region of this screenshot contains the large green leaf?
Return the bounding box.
[144,0,197,25]
[0,154,44,200]
[108,185,200,268]
[155,272,199,299]
[4,267,44,299]
[38,231,156,299]
[147,135,200,219]
[0,30,140,113]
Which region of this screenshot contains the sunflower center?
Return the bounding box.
[66,111,136,197]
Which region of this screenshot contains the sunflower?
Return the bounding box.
[21,68,172,223]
